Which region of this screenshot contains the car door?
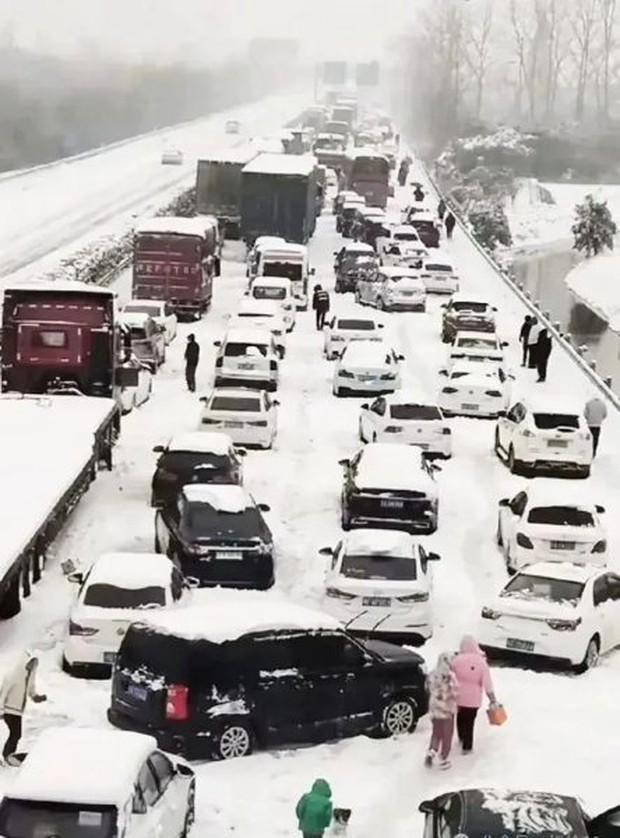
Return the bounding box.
[591,576,616,652]
[499,402,525,451]
[148,751,187,836]
[292,633,352,740]
[502,491,528,553]
[339,636,389,735]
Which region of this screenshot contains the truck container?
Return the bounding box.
[0,393,119,619]
[240,153,318,245]
[1,281,126,398]
[195,147,257,238]
[132,217,217,320]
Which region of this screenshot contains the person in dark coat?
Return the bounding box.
[445,212,456,239]
[312,284,330,330]
[536,328,552,382]
[527,316,541,369]
[519,315,532,366]
[437,198,447,220]
[414,185,425,202]
[184,334,200,392]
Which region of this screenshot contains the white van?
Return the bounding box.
[246,236,287,280]
[248,276,296,331]
[214,326,280,391]
[257,244,314,311]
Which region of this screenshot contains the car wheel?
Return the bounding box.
[358,421,366,443]
[333,387,341,397]
[378,298,385,311]
[493,427,502,456]
[181,781,196,837]
[577,465,591,479]
[213,721,253,760]
[381,696,418,736]
[341,504,351,531]
[372,433,378,442]
[495,518,503,547]
[154,529,162,554]
[508,445,521,475]
[575,636,600,674]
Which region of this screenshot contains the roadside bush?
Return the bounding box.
[468,200,513,252]
[572,194,617,257]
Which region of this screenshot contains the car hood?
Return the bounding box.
[365,638,425,665]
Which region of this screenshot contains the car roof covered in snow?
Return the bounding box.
[181,483,251,513]
[354,443,435,492]
[424,254,453,267]
[8,727,158,806]
[200,146,257,165]
[517,562,602,583]
[358,206,385,218]
[519,393,585,415]
[253,235,287,249]
[423,789,588,838]
[237,298,283,317]
[260,243,307,256]
[242,152,317,176]
[142,597,340,644]
[251,275,292,288]
[380,267,424,279]
[166,431,232,455]
[87,552,173,588]
[519,479,601,510]
[134,216,215,236]
[340,341,393,365]
[342,528,414,557]
[223,326,274,344]
[4,279,115,297]
[345,242,375,254]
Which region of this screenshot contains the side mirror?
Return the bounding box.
[199,396,208,403]
[213,340,221,347]
[493,306,498,312]
[439,369,448,376]
[236,448,247,457]
[272,399,280,406]
[310,268,316,275]
[338,458,350,467]
[176,762,194,778]
[67,572,84,584]
[397,354,405,361]
[132,796,148,816]
[427,552,440,561]
[378,324,384,329]
[501,341,509,348]
[257,503,271,512]
[152,445,165,453]
[361,403,369,410]
[497,410,507,418]
[184,576,201,589]
[319,547,333,556]
[418,800,435,815]
[498,498,510,507]
[596,505,606,514]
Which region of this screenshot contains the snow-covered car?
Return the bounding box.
[324,315,385,359]
[376,224,421,261]
[214,327,280,391]
[118,355,153,415]
[246,236,287,280]
[229,298,287,359]
[248,275,296,331]
[320,529,440,645]
[334,243,379,294]
[358,393,452,458]
[122,299,178,345]
[494,397,593,477]
[441,297,497,343]
[0,727,195,836]
[63,552,188,676]
[420,255,459,294]
[382,243,428,270]
[225,119,241,134]
[333,341,404,397]
[357,267,426,312]
[496,481,608,573]
[161,148,184,165]
[118,312,166,372]
[479,562,620,671]
[439,361,510,418]
[448,331,507,367]
[339,442,440,532]
[199,388,279,449]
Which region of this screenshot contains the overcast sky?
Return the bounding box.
[0,0,420,63]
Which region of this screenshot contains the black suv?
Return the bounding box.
[334,246,378,293]
[107,601,428,760]
[441,299,497,343]
[154,484,274,589]
[151,432,245,508]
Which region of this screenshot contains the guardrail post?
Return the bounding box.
[554,321,561,332]
[590,359,597,371]
[605,376,613,388]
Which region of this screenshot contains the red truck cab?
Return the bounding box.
[132,216,219,320]
[1,281,124,398]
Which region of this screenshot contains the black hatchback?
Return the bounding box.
[107,600,428,760]
[151,432,245,508]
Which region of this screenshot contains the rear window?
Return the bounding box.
[337,319,375,331]
[533,413,580,430]
[211,396,261,412]
[183,503,259,540]
[453,302,488,313]
[160,451,230,473]
[128,327,148,340]
[390,404,441,420]
[224,341,269,357]
[252,286,286,300]
[118,625,193,681]
[527,506,594,527]
[34,330,68,348]
[456,338,496,348]
[341,555,417,581]
[394,232,418,241]
[84,583,166,608]
[501,574,584,606]
[262,263,302,281]
[0,800,117,838]
[426,264,452,272]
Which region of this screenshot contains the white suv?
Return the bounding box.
[494,398,593,477]
[323,315,384,359]
[214,327,279,391]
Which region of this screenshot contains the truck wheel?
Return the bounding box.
[0,574,21,619]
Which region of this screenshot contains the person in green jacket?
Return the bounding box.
[296,778,333,838]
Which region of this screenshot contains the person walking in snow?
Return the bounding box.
[584,394,608,456]
[519,314,533,366]
[312,284,330,331]
[536,328,552,382]
[414,185,425,202]
[445,211,456,239]
[451,636,496,755]
[437,198,447,220]
[184,334,200,393]
[526,316,541,369]
[296,779,333,838]
[0,653,47,764]
[425,652,459,770]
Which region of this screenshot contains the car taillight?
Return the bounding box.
[166,684,189,720]
[442,387,458,394]
[201,418,220,425]
[380,373,396,380]
[442,427,451,434]
[516,532,533,548]
[592,540,607,554]
[485,390,503,397]
[69,621,99,636]
[215,357,223,368]
[397,592,429,603]
[187,541,209,556]
[384,426,402,433]
[546,618,582,631]
[326,587,356,600]
[451,353,465,358]
[248,420,268,427]
[339,370,355,378]
[269,360,278,371]
[481,607,501,620]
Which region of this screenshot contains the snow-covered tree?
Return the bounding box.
[468,199,513,251]
[571,194,617,256]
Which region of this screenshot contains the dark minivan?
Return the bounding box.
[108,601,428,760]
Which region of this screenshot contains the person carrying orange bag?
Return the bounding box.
[487,703,508,726]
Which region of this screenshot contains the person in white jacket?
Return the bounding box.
[526,317,542,369]
[0,653,46,764]
[584,395,608,456]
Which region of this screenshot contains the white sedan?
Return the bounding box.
[334,341,403,397]
[439,361,510,418]
[479,562,620,672]
[358,392,451,458]
[320,528,440,645]
[199,388,279,449]
[229,298,287,359]
[63,552,188,676]
[324,315,385,360]
[117,355,153,415]
[357,267,426,312]
[161,148,184,165]
[381,243,428,270]
[122,299,178,345]
[420,255,459,294]
[496,481,608,573]
[448,331,507,367]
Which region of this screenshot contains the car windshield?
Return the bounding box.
[224,342,269,357]
[346,255,374,266]
[452,302,488,312]
[0,800,117,838]
[426,263,452,272]
[456,338,497,348]
[533,413,580,430]
[211,396,261,412]
[337,319,375,331]
[527,506,595,527]
[128,327,148,340]
[83,583,166,608]
[394,232,418,241]
[390,404,441,420]
[501,574,584,606]
[341,554,417,580]
[124,304,161,317]
[262,263,302,281]
[253,286,286,300]
[183,503,260,540]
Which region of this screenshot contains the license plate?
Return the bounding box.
[380,499,404,509]
[127,684,148,701]
[363,596,391,607]
[548,439,568,448]
[550,541,575,550]
[104,652,116,664]
[401,291,414,296]
[506,638,534,652]
[358,374,375,381]
[215,551,244,560]
[462,403,479,410]
[224,421,243,428]
[238,363,255,370]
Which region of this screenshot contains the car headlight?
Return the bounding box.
[592,540,607,553]
[339,370,355,379]
[326,587,356,600]
[516,532,533,548]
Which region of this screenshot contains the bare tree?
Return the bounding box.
[597,0,618,121]
[464,0,495,119]
[568,0,598,121]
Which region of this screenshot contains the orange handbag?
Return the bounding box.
[487,703,508,726]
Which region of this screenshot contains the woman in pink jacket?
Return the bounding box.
[451,635,496,754]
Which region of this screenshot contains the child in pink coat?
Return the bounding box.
[451,635,496,754]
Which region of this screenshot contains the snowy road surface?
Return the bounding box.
[1,163,620,835]
[0,93,304,285]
